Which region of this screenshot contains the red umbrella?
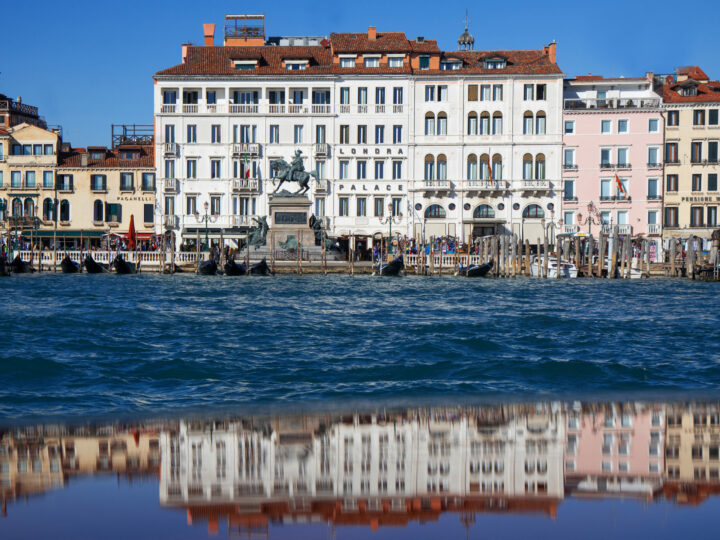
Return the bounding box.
[128,214,136,250]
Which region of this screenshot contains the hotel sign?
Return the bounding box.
[117,196,153,202]
[681,196,720,202]
[336,147,405,156]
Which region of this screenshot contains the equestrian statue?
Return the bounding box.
[269,150,319,195]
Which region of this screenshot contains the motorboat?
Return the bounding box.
[530,256,578,278]
[60,255,81,273]
[459,260,493,278]
[197,259,218,275]
[249,258,273,276]
[223,259,247,276]
[379,256,404,276]
[112,255,139,274]
[84,254,109,274]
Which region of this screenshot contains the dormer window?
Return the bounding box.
[484,59,506,69]
[339,56,356,68]
[285,60,308,71]
[388,55,404,68]
[233,60,257,71]
[119,151,139,160]
[364,55,380,68]
[89,151,104,160]
[680,86,698,97]
[419,55,430,70]
[441,61,462,71]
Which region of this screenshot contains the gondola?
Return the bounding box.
[60,255,81,274]
[112,255,138,275]
[249,258,273,276]
[162,263,184,274]
[0,256,10,276]
[459,259,493,278]
[223,259,247,276]
[379,255,404,276]
[197,259,218,275]
[10,255,34,274]
[84,254,109,274]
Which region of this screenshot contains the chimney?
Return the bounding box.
[182,43,189,63]
[545,40,557,64]
[81,153,88,167]
[16,96,21,104]
[203,23,215,46]
[368,26,377,40]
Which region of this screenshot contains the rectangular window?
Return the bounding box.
[356,197,367,217]
[25,171,36,188]
[709,173,718,191]
[616,178,629,198]
[339,87,350,105]
[710,109,719,125]
[357,87,368,105]
[708,141,718,162]
[374,197,384,217]
[425,85,435,102]
[493,84,503,101]
[392,198,401,216]
[649,118,659,132]
[691,141,703,163]
[206,91,216,104]
[120,172,133,191]
[269,125,279,144]
[164,124,175,143]
[666,174,678,192]
[536,84,546,100]
[43,171,53,188]
[339,161,349,179]
[393,87,403,105]
[340,125,350,144]
[187,124,196,143]
[601,148,612,166]
[211,159,221,178]
[294,125,303,144]
[480,85,490,101]
[389,57,403,68]
[648,178,659,198]
[648,210,658,225]
[165,160,175,179]
[468,84,478,101]
[32,144,42,156]
[357,160,367,179]
[693,109,706,126]
[364,57,379,68]
[44,144,53,155]
[142,173,155,191]
[665,207,678,227]
[691,206,704,227]
[357,125,367,144]
[211,125,221,143]
[186,159,197,179]
[437,85,448,101]
[524,84,534,100]
[392,161,402,180]
[339,197,349,216]
[374,160,384,179]
[564,121,575,134]
[665,143,678,163]
[340,57,355,68]
[91,174,106,191]
[618,119,629,133]
[316,125,326,144]
[419,56,430,70]
[564,149,575,167]
[437,115,448,135]
[210,196,221,215]
[617,147,629,167]
[375,125,384,144]
[315,197,325,217]
[668,110,679,126]
[564,180,575,200]
[708,206,718,227]
[648,147,660,166]
[692,174,702,191]
[600,178,612,199]
[393,125,402,143]
[375,87,385,105]
[601,120,611,134]
[425,115,435,136]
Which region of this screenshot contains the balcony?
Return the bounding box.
[357,104,368,114]
[564,224,579,234]
[616,162,632,170]
[232,143,260,157]
[375,104,386,114]
[393,104,404,113]
[564,97,661,110]
[421,180,451,193]
[160,104,177,114]
[647,162,663,169]
[519,179,551,192]
[314,178,328,193]
[288,104,309,114]
[229,104,259,114]
[563,196,578,202]
[311,104,332,114]
[647,194,662,201]
[164,142,179,157]
[618,224,632,235]
[465,179,508,192]
[268,104,286,114]
[232,178,259,192]
[563,163,578,171]
[648,224,661,235]
[314,143,329,157]
[231,214,257,227]
[163,214,179,229]
[600,162,614,170]
[182,104,199,114]
[164,178,178,193]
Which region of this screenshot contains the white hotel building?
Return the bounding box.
[153,15,564,248]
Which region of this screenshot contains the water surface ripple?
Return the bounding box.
[1,274,719,419]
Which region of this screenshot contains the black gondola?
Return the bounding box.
[60,255,81,274]
[84,254,109,274]
[249,258,273,276]
[223,259,247,276]
[162,263,184,274]
[112,255,138,274]
[0,256,10,276]
[459,259,493,278]
[379,255,404,276]
[10,255,34,274]
[197,259,218,275]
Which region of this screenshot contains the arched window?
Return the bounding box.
[93,200,104,222]
[43,198,54,221]
[437,112,448,135]
[467,154,478,180]
[492,154,503,180]
[24,198,35,218]
[479,154,490,180]
[12,197,22,217]
[535,153,546,180]
[467,112,478,135]
[480,112,490,135]
[535,111,547,135]
[492,112,503,135]
[437,154,447,180]
[424,154,435,180]
[523,204,544,218]
[425,204,446,218]
[424,113,435,136]
[522,153,533,180]
[60,200,70,222]
[523,111,533,135]
[474,204,495,218]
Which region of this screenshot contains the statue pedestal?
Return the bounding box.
[269,193,315,249]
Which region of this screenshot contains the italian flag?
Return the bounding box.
[244,153,251,178]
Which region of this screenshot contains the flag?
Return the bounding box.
[487,161,493,182]
[615,174,627,199]
[243,153,250,178]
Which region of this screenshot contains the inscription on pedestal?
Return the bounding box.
[274,212,307,225]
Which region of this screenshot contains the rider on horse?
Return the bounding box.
[288,150,305,182]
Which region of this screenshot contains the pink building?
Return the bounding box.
[565,404,664,499]
[562,75,664,256]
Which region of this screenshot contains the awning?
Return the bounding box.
[29,231,106,238]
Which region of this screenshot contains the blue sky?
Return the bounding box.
[4,0,719,146]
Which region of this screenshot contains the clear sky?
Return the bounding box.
[4,0,719,147]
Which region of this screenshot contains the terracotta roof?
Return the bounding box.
[330,32,417,53]
[664,79,720,103]
[677,66,709,81]
[157,44,560,77]
[0,128,9,136]
[58,145,154,169]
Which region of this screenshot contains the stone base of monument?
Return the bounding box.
[268,192,316,250]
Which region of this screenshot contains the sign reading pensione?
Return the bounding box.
[274,212,307,225]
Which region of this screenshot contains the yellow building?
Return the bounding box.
[665,405,720,483]
[662,66,720,240]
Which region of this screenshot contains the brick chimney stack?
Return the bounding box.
[203,24,215,46]
[368,26,377,40]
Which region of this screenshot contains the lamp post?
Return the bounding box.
[577,201,601,237]
[380,202,402,259]
[195,201,218,252]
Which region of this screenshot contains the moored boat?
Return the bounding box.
[10,255,34,274]
[459,260,493,278]
[530,256,578,278]
[379,255,404,276]
[223,259,247,276]
[112,255,138,274]
[84,254,109,274]
[197,259,218,275]
[0,256,10,276]
[249,258,273,276]
[60,255,81,274]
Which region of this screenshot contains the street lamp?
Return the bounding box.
[577,201,601,237]
[380,202,402,257]
[195,201,218,252]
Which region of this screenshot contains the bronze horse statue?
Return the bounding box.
[269,158,319,195]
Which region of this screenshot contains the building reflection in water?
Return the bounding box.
[2,403,720,535]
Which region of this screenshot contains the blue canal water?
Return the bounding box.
[1,274,719,420]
